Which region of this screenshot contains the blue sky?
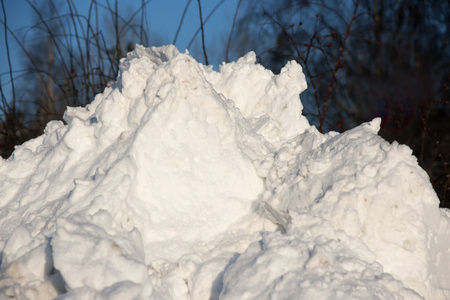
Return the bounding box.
[0,0,241,102]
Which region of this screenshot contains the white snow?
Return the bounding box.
[0,45,449,300]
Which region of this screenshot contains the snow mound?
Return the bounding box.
[0,45,449,300]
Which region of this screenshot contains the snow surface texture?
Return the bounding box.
[0,45,449,300]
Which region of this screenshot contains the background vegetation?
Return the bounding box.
[1,0,449,207]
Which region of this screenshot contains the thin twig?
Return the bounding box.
[25,0,71,77]
[196,0,208,65]
[1,0,16,118]
[141,0,150,45]
[187,0,226,49]
[225,0,242,62]
[319,0,361,132]
[262,9,321,116]
[173,0,192,45]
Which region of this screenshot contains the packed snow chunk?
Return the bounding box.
[433,208,450,290]
[0,226,64,299]
[117,45,271,260]
[206,51,311,147]
[258,118,449,299]
[220,215,423,300]
[51,216,149,292]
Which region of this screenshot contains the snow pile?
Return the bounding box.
[0,45,449,300]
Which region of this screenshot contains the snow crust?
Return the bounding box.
[0,45,449,299]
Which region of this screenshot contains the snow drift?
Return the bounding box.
[0,45,449,300]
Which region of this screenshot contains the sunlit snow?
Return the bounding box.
[0,45,449,299]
